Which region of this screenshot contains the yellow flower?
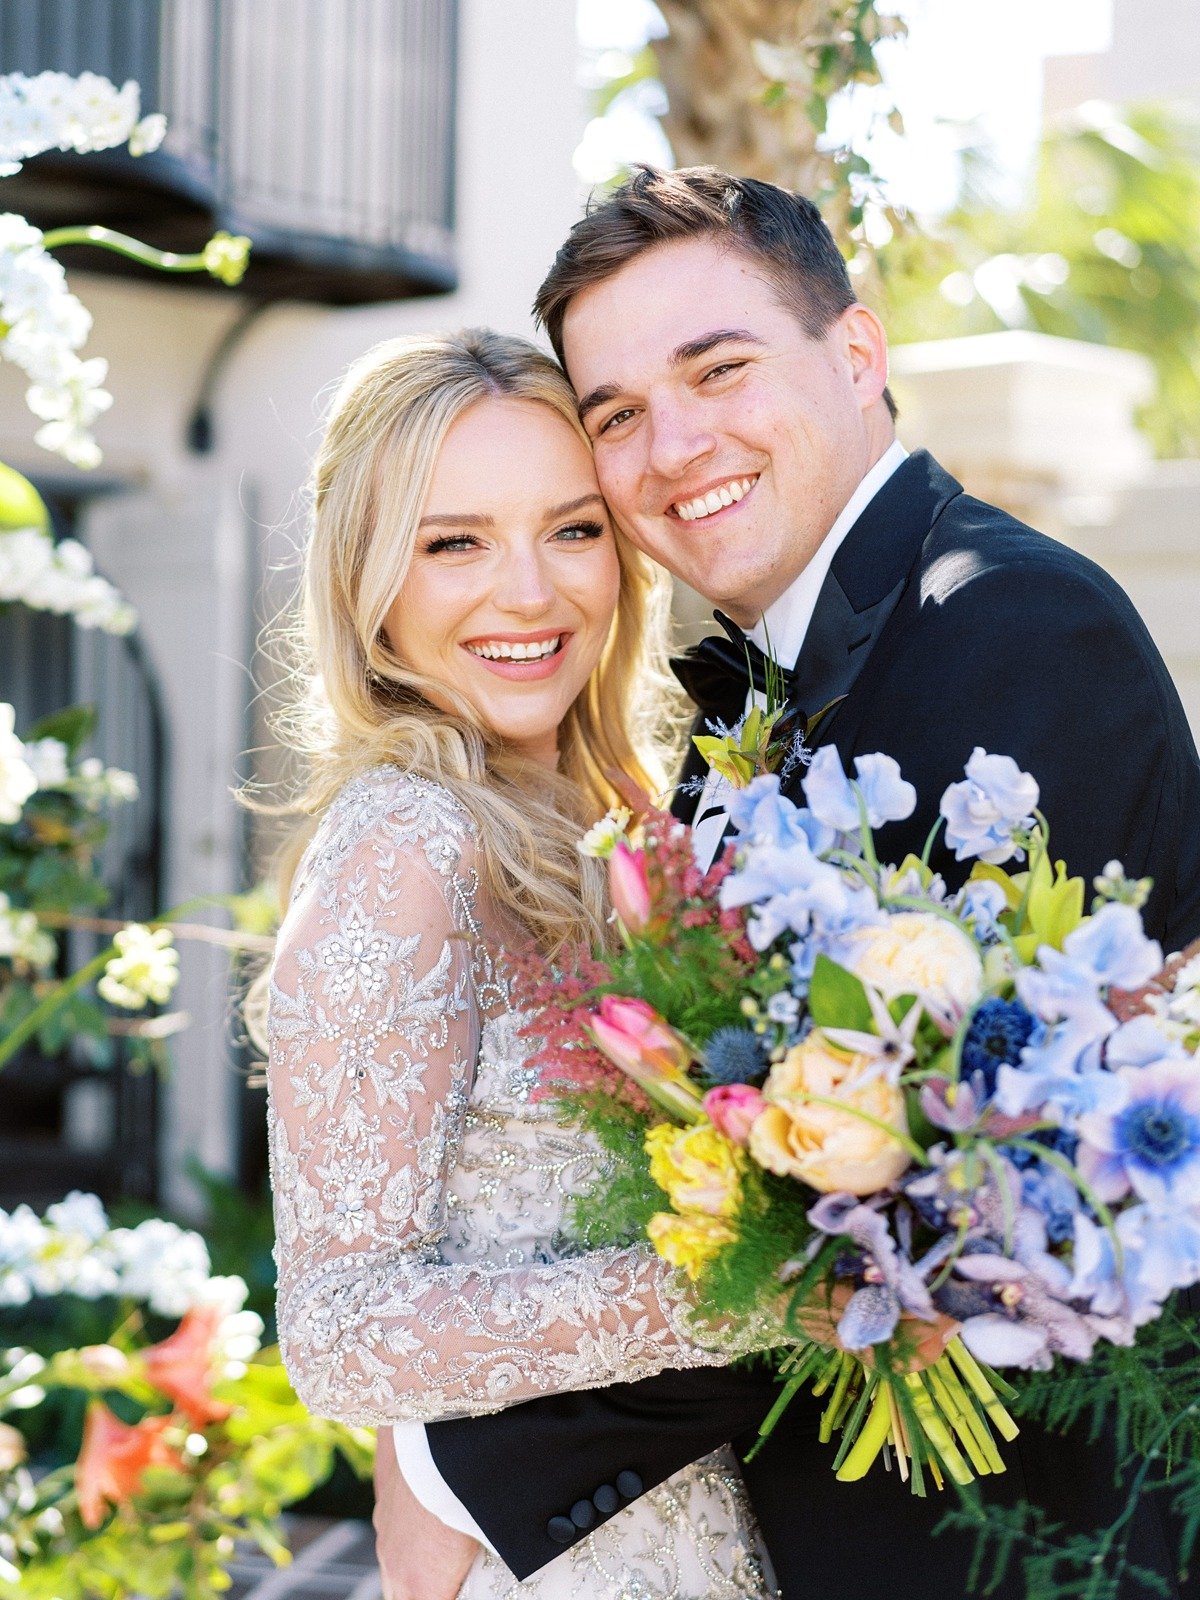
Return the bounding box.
[646,1123,743,1218]
[647,1211,736,1280]
[843,911,983,1013]
[749,1032,912,1196]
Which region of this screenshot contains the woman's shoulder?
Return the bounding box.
[298,765,477,893]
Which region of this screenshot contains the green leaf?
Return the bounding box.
[807,954,874,1033]
[0,463,50,531]
[25,705,98,755]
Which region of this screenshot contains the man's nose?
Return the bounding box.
[645,397,717,484]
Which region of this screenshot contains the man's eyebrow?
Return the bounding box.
[669,328,767,366]
[576,330,766,422]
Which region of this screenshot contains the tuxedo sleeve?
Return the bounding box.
[424,1361,780,1580]
[872,538,1200,954]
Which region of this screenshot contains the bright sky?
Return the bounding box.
[576,0,1117,214]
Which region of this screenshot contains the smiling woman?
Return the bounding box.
[265,329,780,1600]
[283,328,675,956]
[383,396,621,772]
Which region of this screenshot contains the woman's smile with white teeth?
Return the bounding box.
[672,475,758,522]
[465,635,563,660]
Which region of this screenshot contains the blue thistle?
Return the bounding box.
[962,998,1036,1096]
[703,1026,767,1086]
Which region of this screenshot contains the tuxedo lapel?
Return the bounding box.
[790,451,963,742]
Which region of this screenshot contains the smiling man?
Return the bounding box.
[378,167,1200,1600]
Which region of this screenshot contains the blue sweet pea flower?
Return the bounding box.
[802,747,916,834]
[956,879,1009,941]
[726,775,836,855]
[720,838,879,960]
[1077,1057,1200,1207]
[1061,903,1163,993]
[1075,1204,1200,1326]
[939,748,1039,865]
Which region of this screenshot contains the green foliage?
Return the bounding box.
[603,925,748,1049]
[808,953,874,1033]
[700,1166,817,1321]
[561,1094,662,1250]
[0,1344,371,1600]
[883,103,1200,457]
[933,1302,1200,1595]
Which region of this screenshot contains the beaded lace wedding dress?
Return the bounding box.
[267,765,777,1600]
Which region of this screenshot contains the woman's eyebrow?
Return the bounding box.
[419,494,603,529]
[545,493,605,518]
[418,511,494,528]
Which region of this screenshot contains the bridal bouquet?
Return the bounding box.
[521,748,1200,1496]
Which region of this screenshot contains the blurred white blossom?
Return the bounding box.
[0,893,55,970]
[98,924,179,1010]
[21,737,68,788]
[0,72,164,171]
[0,704,36,824]
[0,72,169,462]
[0,1196,254,1330]
[0,528,135,633]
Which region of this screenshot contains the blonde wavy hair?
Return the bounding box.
[279,327,676,955]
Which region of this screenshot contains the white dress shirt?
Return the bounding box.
[392,439,910,1541]
[690,440,909,872]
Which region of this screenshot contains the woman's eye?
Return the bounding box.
[598,407,636,436]
[423,534,479,555]
[553,520,605,543]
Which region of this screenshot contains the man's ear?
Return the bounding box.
[840,304,889,412]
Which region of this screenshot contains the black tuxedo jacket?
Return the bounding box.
[425,452,1200,1596]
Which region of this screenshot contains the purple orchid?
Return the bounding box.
[806,1192,936,1350]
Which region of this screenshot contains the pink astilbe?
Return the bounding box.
[509,944,651,1112]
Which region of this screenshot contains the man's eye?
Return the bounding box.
[702,361,745,382]
[423,534,479,554]
[598,407,636,435]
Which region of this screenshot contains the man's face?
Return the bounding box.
[562,236,889,627]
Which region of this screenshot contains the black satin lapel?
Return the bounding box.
[789,568,908,730]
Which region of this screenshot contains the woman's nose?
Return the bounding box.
[493,543,556,615]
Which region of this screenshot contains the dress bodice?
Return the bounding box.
[266,766,776,1598]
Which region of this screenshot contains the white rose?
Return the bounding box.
[843,910,984,1014]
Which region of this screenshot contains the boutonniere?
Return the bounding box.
[691,636,845,788]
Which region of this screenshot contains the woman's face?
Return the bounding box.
[384,396,622,767]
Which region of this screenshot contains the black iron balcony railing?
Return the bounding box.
[0,0,458,303]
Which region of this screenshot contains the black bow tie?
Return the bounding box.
[669,611,790,723]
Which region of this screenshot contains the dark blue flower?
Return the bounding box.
[962,998,1036,1096]
[702,1026,767,1086]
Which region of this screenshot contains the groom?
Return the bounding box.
[377,167,1200,1598]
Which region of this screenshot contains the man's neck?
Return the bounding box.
[745,436,909,668]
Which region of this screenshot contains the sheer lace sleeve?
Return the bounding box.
[267,773,751,1428]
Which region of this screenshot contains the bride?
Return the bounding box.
[266,329,779,1599]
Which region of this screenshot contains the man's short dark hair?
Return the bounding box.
[535,165,896,420]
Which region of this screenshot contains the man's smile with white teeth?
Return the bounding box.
[671,476,758,522]
[465,635,564,660]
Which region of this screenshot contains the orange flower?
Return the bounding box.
[75,1401,182,1529]
[141,1306,232,1427]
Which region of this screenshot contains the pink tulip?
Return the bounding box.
[703,1083,766,1147]
[587,996,703,1121]
[609,842,652,934]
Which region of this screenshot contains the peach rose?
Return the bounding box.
[749,1032,912,1195]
